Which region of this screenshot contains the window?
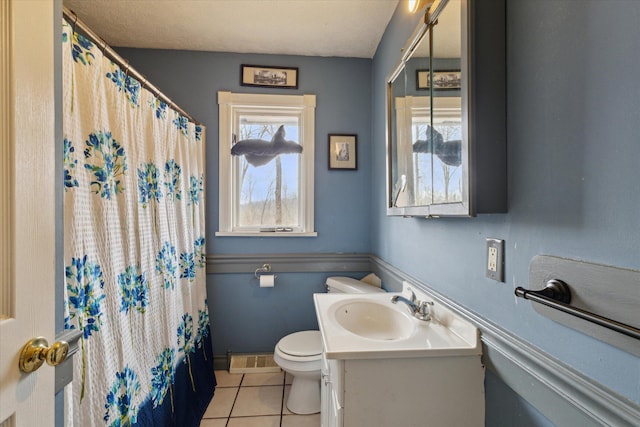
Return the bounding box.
[410,97,463,205]
[394,96,462,207]
[217,91,316,236]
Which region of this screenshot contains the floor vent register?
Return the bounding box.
[229,353,281,374]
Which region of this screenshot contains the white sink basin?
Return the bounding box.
[332,300,415,341]
[314,289,481,360]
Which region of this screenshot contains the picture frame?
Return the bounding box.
[328,134,357,170]
[416,69,461,90]
[240,64,298,89]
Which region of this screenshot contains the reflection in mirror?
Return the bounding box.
[389,64,410,206]
[390,23,431,208]
[387,0,468,215]
[405,20,431,207]
[431,0,463,204]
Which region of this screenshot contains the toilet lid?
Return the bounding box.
[278,330,322,357]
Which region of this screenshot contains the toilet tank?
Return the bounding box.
[325,276,386,294]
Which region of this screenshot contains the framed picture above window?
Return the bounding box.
[416,69,461,90]
[328,134,357,170]
[241,64,299,89]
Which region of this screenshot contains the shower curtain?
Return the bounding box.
[62,19,215,426]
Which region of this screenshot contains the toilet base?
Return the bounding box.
[286,375,320,415]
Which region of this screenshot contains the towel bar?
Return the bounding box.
[515,280,640,340]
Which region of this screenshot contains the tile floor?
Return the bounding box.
[200,370,320,427]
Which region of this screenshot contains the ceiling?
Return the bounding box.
[63,0,400,59]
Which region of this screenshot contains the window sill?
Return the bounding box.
[215,231,318,238]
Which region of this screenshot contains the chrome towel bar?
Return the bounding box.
[515,280,640,340]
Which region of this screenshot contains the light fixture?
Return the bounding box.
[408,0,429,13]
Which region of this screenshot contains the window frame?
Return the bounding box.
[216,91,317,237]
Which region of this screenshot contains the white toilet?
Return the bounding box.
[273,276,385,414]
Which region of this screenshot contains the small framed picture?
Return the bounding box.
[240,64,298,89]
[328,134,357,170]
[416,69,430,90]
[416,69,461,90]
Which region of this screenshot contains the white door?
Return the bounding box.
[0,1,57,425]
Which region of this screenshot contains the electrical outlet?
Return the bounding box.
[488,247,498,271]
[486,238,504,282]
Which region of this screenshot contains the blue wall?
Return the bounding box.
[371,0,639,404]
[116,49,374,354]
[115,50,373,255]
[207,271,371,354]
[118,0,640,415]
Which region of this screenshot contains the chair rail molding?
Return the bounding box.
[206,252,371,275]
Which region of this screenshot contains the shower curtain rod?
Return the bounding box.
[63,6,198,124]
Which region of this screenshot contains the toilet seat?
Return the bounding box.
[277,330,322,358]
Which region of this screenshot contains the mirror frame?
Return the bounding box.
[386,0,471,217]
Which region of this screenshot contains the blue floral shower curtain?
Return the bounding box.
[62,19,215,426]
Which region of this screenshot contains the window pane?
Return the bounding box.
[234,119,301,228]
[432,119,462,204]
[412,112,432,206]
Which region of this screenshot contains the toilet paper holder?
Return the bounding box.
[254,263,275,279]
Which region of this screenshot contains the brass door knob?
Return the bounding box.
[19,337,69,373]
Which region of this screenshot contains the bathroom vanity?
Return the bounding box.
[314,286,484,427]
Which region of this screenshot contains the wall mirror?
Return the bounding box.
[387,0,470,217]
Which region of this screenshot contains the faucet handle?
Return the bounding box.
[416,300,434,320]
[420,300,434,310]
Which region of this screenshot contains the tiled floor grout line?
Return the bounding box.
[202,371,319,426]
[279,374,286,427]
[225,373,243,426]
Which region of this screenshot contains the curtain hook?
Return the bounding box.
[71,12,78,33]
[65,12,80,58]
[123,60,130,79]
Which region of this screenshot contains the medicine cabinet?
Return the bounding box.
[386,0,506,217]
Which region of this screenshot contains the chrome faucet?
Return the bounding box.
[391,288,433,321]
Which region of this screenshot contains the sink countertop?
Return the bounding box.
[314,292,481,360]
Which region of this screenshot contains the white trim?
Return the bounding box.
[214,231,317,238]
[0,0,13,319]
[218,92,232,232]
[217,91,316,236]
